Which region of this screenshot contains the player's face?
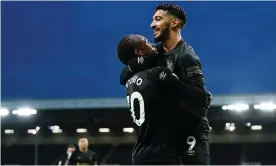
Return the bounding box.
[137,36,158,56]
[78,138,88,149]
[150,10,172,43]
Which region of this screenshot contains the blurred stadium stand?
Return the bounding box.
[1,94,276,165]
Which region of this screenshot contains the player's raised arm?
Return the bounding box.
[151,65,208,107]
[177,45,206,89]
[174,45,210,106]
[147,66,210,116]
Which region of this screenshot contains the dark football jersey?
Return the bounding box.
[120,40,211,163]
[68,149,97,165]
[156,40,210,139]
[121,40,211,117]
[125,67,182,164]
[155,41,211,164]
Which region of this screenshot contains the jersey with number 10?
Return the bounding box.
[125,68,181,163]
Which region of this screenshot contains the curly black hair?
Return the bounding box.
[155,4,187,29]
[117,35,139,65]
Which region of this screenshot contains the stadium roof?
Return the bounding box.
[2,93,276,110]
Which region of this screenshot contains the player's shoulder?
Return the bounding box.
[72,149,79,155]
[176,40,200,61]
[126,69,163,89]
[136,69,161,83]
[71,149,79,158]
[131,69,159,81]
[130,71,148,82]
[125,71,147,89]
[87,149,96,155]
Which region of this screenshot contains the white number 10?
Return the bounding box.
[186,136,196,150]
[126,92,145,126]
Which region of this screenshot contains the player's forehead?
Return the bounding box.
[131,35,147,42]
[68,147,75,150]
[130,35,148,46]
[79,138,88,142]
[140,36,149,43]
[153,9,170,19]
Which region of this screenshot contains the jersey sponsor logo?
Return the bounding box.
[186,66,202,77]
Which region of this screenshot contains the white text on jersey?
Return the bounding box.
[126,76,143,88]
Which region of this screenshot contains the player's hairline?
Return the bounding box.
[77,135,88,140]
[68,144,75,148]
[154,4,186,28]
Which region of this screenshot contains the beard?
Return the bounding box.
[153,24,170,43]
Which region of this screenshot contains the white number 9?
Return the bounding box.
[186,136,196,150]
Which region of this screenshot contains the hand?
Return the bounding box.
[147,67,181,84]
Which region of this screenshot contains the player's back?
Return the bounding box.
[125,69,181,164]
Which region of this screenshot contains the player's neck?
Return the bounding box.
[163,32,182,52]
[79,148,88,152]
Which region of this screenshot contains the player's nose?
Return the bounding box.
[150,21,156,29]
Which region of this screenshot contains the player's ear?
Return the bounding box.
[135,49,143,56]
[171,18,179,29]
